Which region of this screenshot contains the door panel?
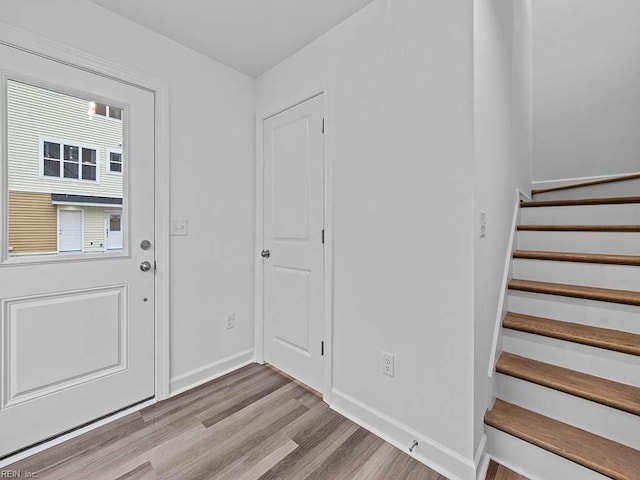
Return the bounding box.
[0,43,155,457]
[263,95,324,392]
[59,209,82,252]
[106,212,123,250]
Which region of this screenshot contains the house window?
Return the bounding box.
[43,140,98,182]
[92,102,123,121]
[107,149,123,174]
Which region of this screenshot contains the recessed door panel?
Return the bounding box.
[272,118,311,241]
[2,287,126,408]
[272,266,311,355]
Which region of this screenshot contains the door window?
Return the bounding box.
[5,79,126,259]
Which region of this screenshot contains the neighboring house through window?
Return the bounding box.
[92,102,123,120]
[42,138,99,182]
[107,148,123,174]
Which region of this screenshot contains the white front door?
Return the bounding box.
[106,211,123,250]
[59,209,83,252]
[263,95,325,392]
[0,44,155,458]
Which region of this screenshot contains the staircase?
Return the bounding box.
[485,174,640,480]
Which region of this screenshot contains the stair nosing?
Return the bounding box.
[485,399,640,480]
[513,250,640,266]
[508,279,640,306]
[521,195,640,208]
[496,352,640,416]
[503,311,640,356]
[531,173,640,195]
[517,224,640,232]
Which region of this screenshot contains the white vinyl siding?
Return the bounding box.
[83,207,114,252]
[7,80,123,197]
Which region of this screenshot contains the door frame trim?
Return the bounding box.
[254,84,334,403]
[0,23,171,401]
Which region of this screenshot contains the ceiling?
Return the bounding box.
[89,0,375,77]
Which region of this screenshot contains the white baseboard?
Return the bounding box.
[532,171,640,190]
[331,388,477,480]
[169,349,255,396]
[475,450,491,480]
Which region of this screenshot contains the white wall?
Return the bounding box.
[513,0,533,194]
[0,0,256,392]
[257,1,477,477]
[533,0,640,183]
[473,0,514,456]
[473,0,533,462]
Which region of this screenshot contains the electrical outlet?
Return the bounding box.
[382,352,394,377]
[225,312,235,330]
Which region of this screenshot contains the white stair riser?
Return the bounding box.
[486,426,610,480]
[520,203,640,225]
[517,231,640,255]
[532,178,640,201]
[496,374,640,448]
[502,330,640,386]
[508,291,640,335]
[513,258,640,291]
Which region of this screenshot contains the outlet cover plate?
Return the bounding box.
[382,352,394,377]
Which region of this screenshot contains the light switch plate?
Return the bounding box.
[171,219,188,236]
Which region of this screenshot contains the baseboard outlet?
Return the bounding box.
[532,172,640,191]
[0,398,156,469]
[331,388,477,480]
[169,349,254,396]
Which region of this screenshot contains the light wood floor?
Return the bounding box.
[4,363,447,480]
[486,461,529,480]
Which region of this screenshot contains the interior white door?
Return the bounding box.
[59,210,83,252]
[263,94,324,392]
[106,211,123,250]
[0,44,155,458]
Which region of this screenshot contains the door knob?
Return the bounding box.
[140,261,152,272]
[261,249,271,259]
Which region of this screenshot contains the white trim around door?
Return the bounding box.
[254,84,334,403]
[0,22,171,459]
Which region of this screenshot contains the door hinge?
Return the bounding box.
[321,229,325,244]
[154,260,157,270]
[321,118,325,134]
[321,341,324,356]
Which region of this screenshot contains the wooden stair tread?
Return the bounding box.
[532,173,640,196]
[513,250,640,266]
[496,352,640,415]
[484,399,640,480]
[521,196,640,208]
[517,224,640,232]
[503,312,640,356]
[508,279,640,306]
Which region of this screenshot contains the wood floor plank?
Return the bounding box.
[304,427,385,480]
[4,364,448,480]
[485,460,529,480]
[114,461,158,480]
